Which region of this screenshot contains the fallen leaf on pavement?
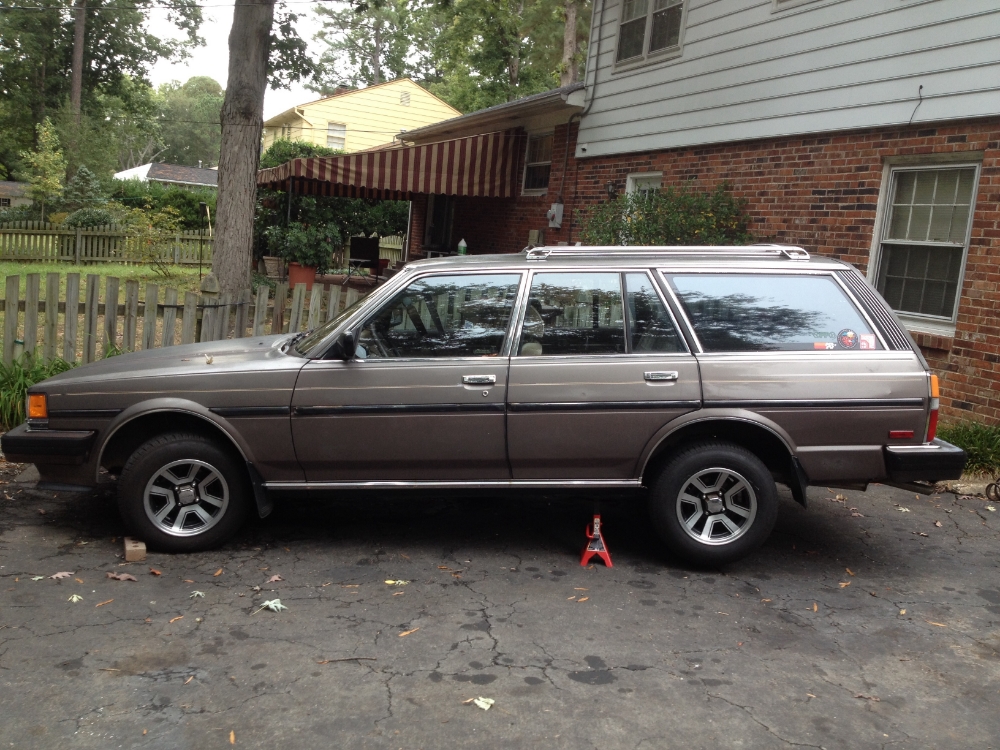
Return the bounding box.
[437,566,451,570]
[341,584,359,588]
[812,602,818,612]
[567,596,576,600]
[896,506,910,512]
[385,580,409,586]
[75,577,84,583]
[183,579,194,583]
[393,591,405,596]
[49,571,73,580]
[150,568,162,576]
[761,598,771,602]
[267,575,283,583]
[471,697,494,710]
[169,616,184,624]
[850,511,864,517]
[398,627,420,637]
[253,599,287,614]
[913,532,929,537]
[899,609,906,615]
[213,568,223,577]
[31,576,44,581]
[230,730,235,745]
[183,676,193,685]
[806,693,816,698]
[855,693,880,702]
[190,590,205,598]
[574,587,588,591]
[986,505,996,512]
[934,521,942,527]
[925,620,947,627]
[95,599,114,607]
[577,597,590,603]
[839,582,851,588]
[106,572,137,582]
[846,568,855,576]
[68,594,83,602]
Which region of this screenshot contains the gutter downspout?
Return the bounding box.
[403,199,413,263]
[564,0,605,245]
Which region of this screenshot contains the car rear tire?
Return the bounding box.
[648,441,778,566]
[117,432,250,553]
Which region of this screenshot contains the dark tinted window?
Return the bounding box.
[356,274,521,358]
[625,273,685,353]
[667,274,882,352]
[519,273,625,356]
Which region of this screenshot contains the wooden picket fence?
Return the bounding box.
[0,273,372,365]
[0,222,214,265]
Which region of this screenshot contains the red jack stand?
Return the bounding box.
[580,514,613,567]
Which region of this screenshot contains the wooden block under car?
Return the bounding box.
[124,537,146,562]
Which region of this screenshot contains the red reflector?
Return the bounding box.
[888,430,914,439]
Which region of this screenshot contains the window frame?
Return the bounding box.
[867,160,981,336]
[352,270,528,361]
[512,269,691,357]
[657,268,892,355]
[326,122,347,150]
[0,198,10,208]
[613,0,688,73]
[626,172,663,197]
[521,132,554,196]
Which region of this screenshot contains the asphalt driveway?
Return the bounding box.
[1,461,998,749]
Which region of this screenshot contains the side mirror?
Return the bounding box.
[333,330,357,361]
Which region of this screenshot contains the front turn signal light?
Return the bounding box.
[27,393,48,420]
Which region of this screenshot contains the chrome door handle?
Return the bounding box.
[462,374,497,385]
[644,371,679,382]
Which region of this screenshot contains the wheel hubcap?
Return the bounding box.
[143,459,229,537]
[675,467,757,546]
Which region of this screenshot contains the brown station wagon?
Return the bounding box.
[1,245,966,564]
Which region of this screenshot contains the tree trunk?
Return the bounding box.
[560,0,578,87]
[213,0,276,296]
[71,0,86,123]
[372,18,382,85]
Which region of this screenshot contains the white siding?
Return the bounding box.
[576,0,1000,158]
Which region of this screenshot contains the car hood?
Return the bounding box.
[41,334,302,387]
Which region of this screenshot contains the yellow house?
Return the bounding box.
[262,79,461,153]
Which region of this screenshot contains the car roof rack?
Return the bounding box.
[523,244,811,260]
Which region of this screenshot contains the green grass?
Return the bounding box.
[0,262,205,298]
[938,420,1000,477]
[0,356,76,432]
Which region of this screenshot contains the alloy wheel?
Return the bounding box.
[675,467,757,546]
[143,459,230,537]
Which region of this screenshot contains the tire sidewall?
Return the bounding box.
[118,433,250,552]
[649,442,778,567]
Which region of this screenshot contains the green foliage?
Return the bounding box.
[268,7,318,90]
[579,183,754,247]
[105,179,216,230]
[938,421,1000,477]
[158,77,225,167]
[61,166,107,211]
[265,222,340,274]
[64,207,118,228]
[0,205,36,225]
[0,356,75,432]
[19,118,66,219]
[259,139,342,170]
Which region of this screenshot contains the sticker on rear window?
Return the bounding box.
[859,334,877,350]
[837,329,858,349]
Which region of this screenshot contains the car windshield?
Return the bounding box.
[291,294,369,357]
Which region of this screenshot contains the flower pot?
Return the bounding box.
[288,262,318,290]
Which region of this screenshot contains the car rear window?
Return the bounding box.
[665,273,883,352]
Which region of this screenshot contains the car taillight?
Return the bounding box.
[926,374,939,442]
[27,393,48,421]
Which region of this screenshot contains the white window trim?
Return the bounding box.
[613,0,688,74]
[326,122,347,150]
[626,171,663,194]
[866,158,982,338]
[521,132,554,196]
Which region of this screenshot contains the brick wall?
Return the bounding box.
[410,116,1000,423]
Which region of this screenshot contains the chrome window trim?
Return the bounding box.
[625,269,691,355]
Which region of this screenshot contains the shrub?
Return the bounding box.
[0,356,75,432]
[579,182,753,246]
[105,179,216,230]
[65,207,118,228]
[0,204,37,225]
[938,421,1000,477]
[265,222,340,275]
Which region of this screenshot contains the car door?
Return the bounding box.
[506,270,702,480]
[291,271,524,482]
[663,270,929,483]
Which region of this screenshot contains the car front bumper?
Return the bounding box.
[884,438,967,483]
[1,423,96,465]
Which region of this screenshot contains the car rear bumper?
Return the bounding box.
[884,438,966,483]
[1,423,96,465]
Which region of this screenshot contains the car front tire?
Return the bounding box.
[117,432,250,553]
[648,441,778,567]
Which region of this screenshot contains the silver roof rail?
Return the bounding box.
[523,244,810,260]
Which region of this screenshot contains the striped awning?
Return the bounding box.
[256,131,522,199]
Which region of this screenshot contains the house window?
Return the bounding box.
[626,172,662,197]
[873,165,979,326]
[0,198,10,208]
[400,91,411,106]
[327,122,347,150]
[523,133,553,193]
[616,0,684,65]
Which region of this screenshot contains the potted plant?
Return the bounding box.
[266,222,340,290]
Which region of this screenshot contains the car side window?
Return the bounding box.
[518,273,625,356]
[356,273,521,358]
[625,273,685,353]
[666,273,883,352]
